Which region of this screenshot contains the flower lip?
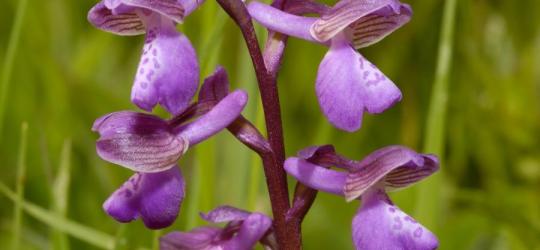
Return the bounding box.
[315,36,402,132]
[352,187,439,250]
[130,17,200,115]
[103,166,185,229]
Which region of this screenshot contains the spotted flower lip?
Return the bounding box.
[284,145,439,250]
[103,166,185,229]
[352,187,439,250]
[88,0,203,115]
[160,206,274,250]
[248,0,411,132]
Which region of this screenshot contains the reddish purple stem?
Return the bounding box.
[214,0,301,249]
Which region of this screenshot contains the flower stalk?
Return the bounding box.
[215,0,302,248]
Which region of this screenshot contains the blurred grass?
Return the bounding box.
[415,0,457,231]
[0,0,539,249]
[12,122,28,250]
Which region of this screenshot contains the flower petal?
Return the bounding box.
[87,2,145,36]
[316,37,401,131]
[198,66,230,102]
[177,0,205,18]
[121,0,186,23]
[349,4,412,49]
[284,157,346,196]
[160,227,221,250]
[177,90,248,146]
[247,1,318,42]
[104,0,121,8]
[103,166,185,229]
[344,146,439,201]
[200,205,251,224]
[384,154,438,191]
[352,188,438,250]
[92,111,165,137]
[132,13,199,115]
[93,111,188,173]
[224,213,273,250]
[297,144,336,161]
[310,0,399,42]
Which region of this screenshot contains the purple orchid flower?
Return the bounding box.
[92,67,248,229]
[161,206,274,250]
[88,0,204,115]
[248,0,412,132]
[285,145,439,250]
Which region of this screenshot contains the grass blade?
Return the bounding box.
[415,0,458,230]
[11,122,28,250]
[0,182,116,250]
[51,139,72,250]
[0,0,28,138]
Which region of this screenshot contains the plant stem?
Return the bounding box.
[215,0,301,248]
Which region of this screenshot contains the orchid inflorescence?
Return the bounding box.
[87,0,440,249]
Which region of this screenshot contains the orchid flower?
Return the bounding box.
[248,0,412,132]
[88,0,204,115]
[285,145,439,249]
[161,206,274,250]
[92,67,248,229]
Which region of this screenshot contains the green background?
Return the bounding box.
[0,0,539,249]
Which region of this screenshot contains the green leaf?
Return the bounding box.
[51,139,72,250]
